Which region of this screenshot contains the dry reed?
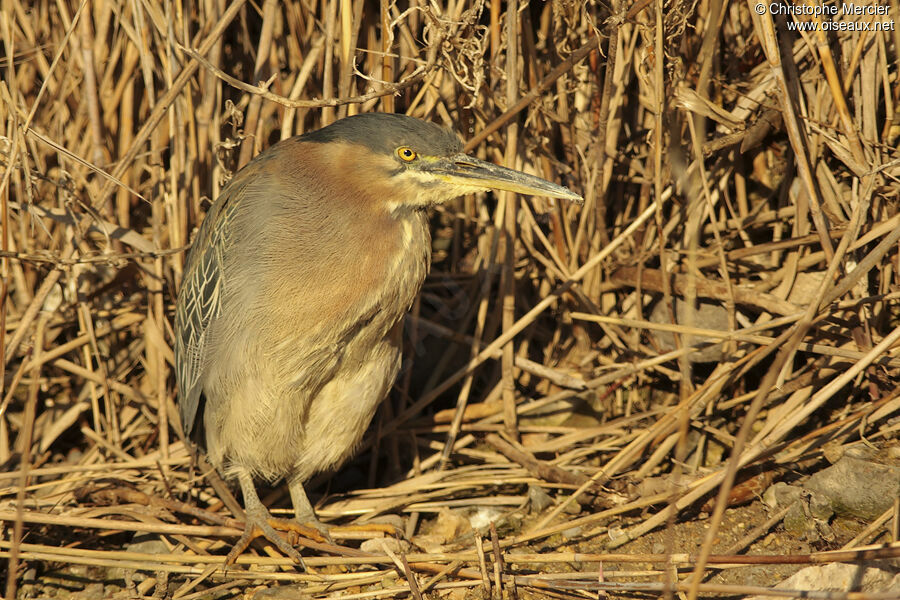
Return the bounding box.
[2,0,899,598]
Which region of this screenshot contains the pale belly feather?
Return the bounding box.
[204,328,401,483]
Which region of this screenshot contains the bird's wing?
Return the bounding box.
[174,187,239,437]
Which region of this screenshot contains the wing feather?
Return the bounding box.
[174,186,240,436]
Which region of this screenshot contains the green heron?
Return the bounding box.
[175,113,581,565]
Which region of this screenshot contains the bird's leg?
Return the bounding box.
[288,477,401,540]
[226,470,306,567]
[288,476,332,542]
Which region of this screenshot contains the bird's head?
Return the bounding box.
[301,113,583,213]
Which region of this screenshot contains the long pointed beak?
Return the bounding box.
[432,153,583,203]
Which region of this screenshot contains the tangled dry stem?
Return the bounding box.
[1,0,900,598]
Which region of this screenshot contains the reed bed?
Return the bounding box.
[2,0,900,598]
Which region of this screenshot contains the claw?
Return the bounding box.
[225,513,307,568]
[298,518,333,544]
[269,516,330,544]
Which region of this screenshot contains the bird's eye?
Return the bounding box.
[397,147,417,162]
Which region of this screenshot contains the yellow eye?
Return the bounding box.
[397,147,417,162]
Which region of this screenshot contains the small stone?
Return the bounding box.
[808,491,834,521]
[82,582,105,600]
[467,506,503,531]
[367,514,405,532]
[607,525,625,542]
[360,537,411,554]
[411,534,445,553]
[743,563,900,600]
[126,534,169,555]
[762,483,779,509]
[648,298,731,363]
[559,496,582,514]
[420,507,471,545]
[770,482,803,508]
[528,484,553,513]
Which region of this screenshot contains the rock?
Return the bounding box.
[528,484,553,513]
[430,507,472,541]
[250,584,313,599]
[744,563,900,600]
[412,507,472,551]
[81,582,106,600]
[806,455,900,520]
[560,496,582,514]
[125,534,169,555]
[765,482,834,542]
[360,537,412,554]
[467,507,504,530]
[648,297,731,363]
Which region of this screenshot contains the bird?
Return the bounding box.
[174,112,582,566]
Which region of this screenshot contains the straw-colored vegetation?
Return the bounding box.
[2,0,899,598]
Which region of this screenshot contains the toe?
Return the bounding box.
[266,516,329,543]
[258,521,306,567]
[227,516,306,569]
[301,518,333,544]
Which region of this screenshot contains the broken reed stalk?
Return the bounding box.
[1,1,898,598]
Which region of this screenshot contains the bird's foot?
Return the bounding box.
[277,516,332,544]
[226,510,306,568]
[294,515,333,544]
